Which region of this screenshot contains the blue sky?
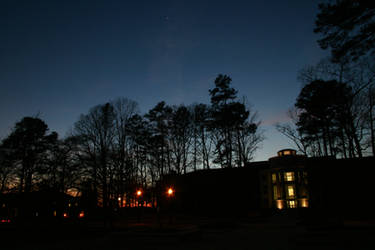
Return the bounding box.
[1,0,328,161]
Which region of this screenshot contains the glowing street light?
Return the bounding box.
[167,188,174,197]
[136,190,142,197]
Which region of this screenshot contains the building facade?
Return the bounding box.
[163,149,375,217]
[263,149,309,210]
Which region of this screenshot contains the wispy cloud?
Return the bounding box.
[262,111,292,126]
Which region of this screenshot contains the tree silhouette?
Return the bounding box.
[74,103,116,208]
[112,98,139,207]
[0,146,15,192]
[295,80,360,157]
[191,103,212,170]
[315,0,375,62]
[297,56,375,157]
[209,74,261,167]
[275,108,309,155]
[1,117,57,192]
[145,101,173,177]
[169,105,192,175]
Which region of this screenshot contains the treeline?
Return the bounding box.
[276,1,375,158]
[0,74,263,208]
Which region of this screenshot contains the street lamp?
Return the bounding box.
[166,187,175,224]
[136,190,143,207]
[136,189,143,222]
[167,188,174,197]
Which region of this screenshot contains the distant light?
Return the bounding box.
[137,190,142,196]
[1,219,10,223]
[79,211,85,218]
[301,198,309,208]
[118,197,121,201]
[276,200,284,210]
[167,188,174,196]
[63,213,68,218]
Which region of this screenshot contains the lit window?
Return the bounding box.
[300,198,308,208]
[272,173,277,183]
[276,200,284,209]
[287,185,295,198]
[284,172,294,182]
[287,200,296,208]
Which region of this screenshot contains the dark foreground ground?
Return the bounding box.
[1,212,375,250]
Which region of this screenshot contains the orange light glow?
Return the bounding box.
[63,213,68,218]
[276,199,284,210]
[300,198,309,208]
[167,188,174,196]
[79,211,85,218]
[136,190,142,196]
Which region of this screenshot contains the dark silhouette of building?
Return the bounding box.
[0,191,84,222]
[161,149,375,218]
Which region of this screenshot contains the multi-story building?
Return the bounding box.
[162,149,374,218]
[262,149,309,210]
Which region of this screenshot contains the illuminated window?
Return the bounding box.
[276,200,284,209]
[300,198,309,208]
[287,200,296,208]
[272,173,277,183]
[284,172,294,182]
[287,185,295,198]
[273,186,278,200]
[277,149,296,156]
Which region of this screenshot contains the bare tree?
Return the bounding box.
[275,108,308,155]
[111,98,139,206]
[74,103,116,208]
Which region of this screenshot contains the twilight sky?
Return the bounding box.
[1,0,328,161]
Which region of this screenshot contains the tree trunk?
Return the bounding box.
[369,86,375,156]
